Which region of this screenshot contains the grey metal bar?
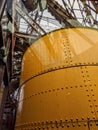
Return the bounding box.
[0,0,7,21]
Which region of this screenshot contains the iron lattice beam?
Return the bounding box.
[47,0,77,27]
[15,4,46,35]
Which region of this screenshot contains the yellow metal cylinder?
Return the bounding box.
[15,28,98,130]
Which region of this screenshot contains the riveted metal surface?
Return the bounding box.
[20,28,98,84]
[15,28,98,130]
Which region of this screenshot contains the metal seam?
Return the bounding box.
[80,66,98,118]
[20,63,98,87]
[15,119,98,129]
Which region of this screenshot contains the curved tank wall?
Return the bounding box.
[15,28,98,130]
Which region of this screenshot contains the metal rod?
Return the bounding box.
[0,0,7,21]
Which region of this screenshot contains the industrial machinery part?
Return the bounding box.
[15,28,98,130]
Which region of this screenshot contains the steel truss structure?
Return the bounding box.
[0,0,98,129]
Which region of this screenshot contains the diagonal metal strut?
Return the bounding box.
[15,4,46,35]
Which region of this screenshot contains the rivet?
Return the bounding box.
[41,122,44,125]
[30,95,32,98]
[47,126,49,129]
[72,124,75,127]
[87,117,90,120]
[55,120,58,123]
[38,122,40,125]
[75,63,77,65]
[88,100,91,102]
[95,121,98,126]
[95,105,98,107]
[84,123,87,126]
[51,124,54,128]
[79,63,82,65]
[56,125,59,128]
[54,67,57,70]
[81,117,84,120]
[49,90,51,92]
[61,124,64,128]
[50,120,52,123]
[58,66,62,69]
[67,125,69,127]
[34,122,37,125]
[78,123,81,127]
[65,119,68,122]
[60,119,62,123]
[38,127,41,130]
[91,111,94,113]
[61,87,64,90]
[90,105,92,107]
[46,121,48,124]
[52,89,55,91]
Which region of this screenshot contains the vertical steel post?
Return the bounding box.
[0,0,7,84]
[0,86,8,130]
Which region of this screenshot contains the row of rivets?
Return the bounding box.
[15,118,98,129]
[62,31,73,65]
[80,66,98,116]
[33,62,98,78]
[19,83,96,102]
[20,63,98,87]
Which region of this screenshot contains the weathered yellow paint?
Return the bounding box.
[15,28,98,130]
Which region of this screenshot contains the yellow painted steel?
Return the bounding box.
[15,28,98,130]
